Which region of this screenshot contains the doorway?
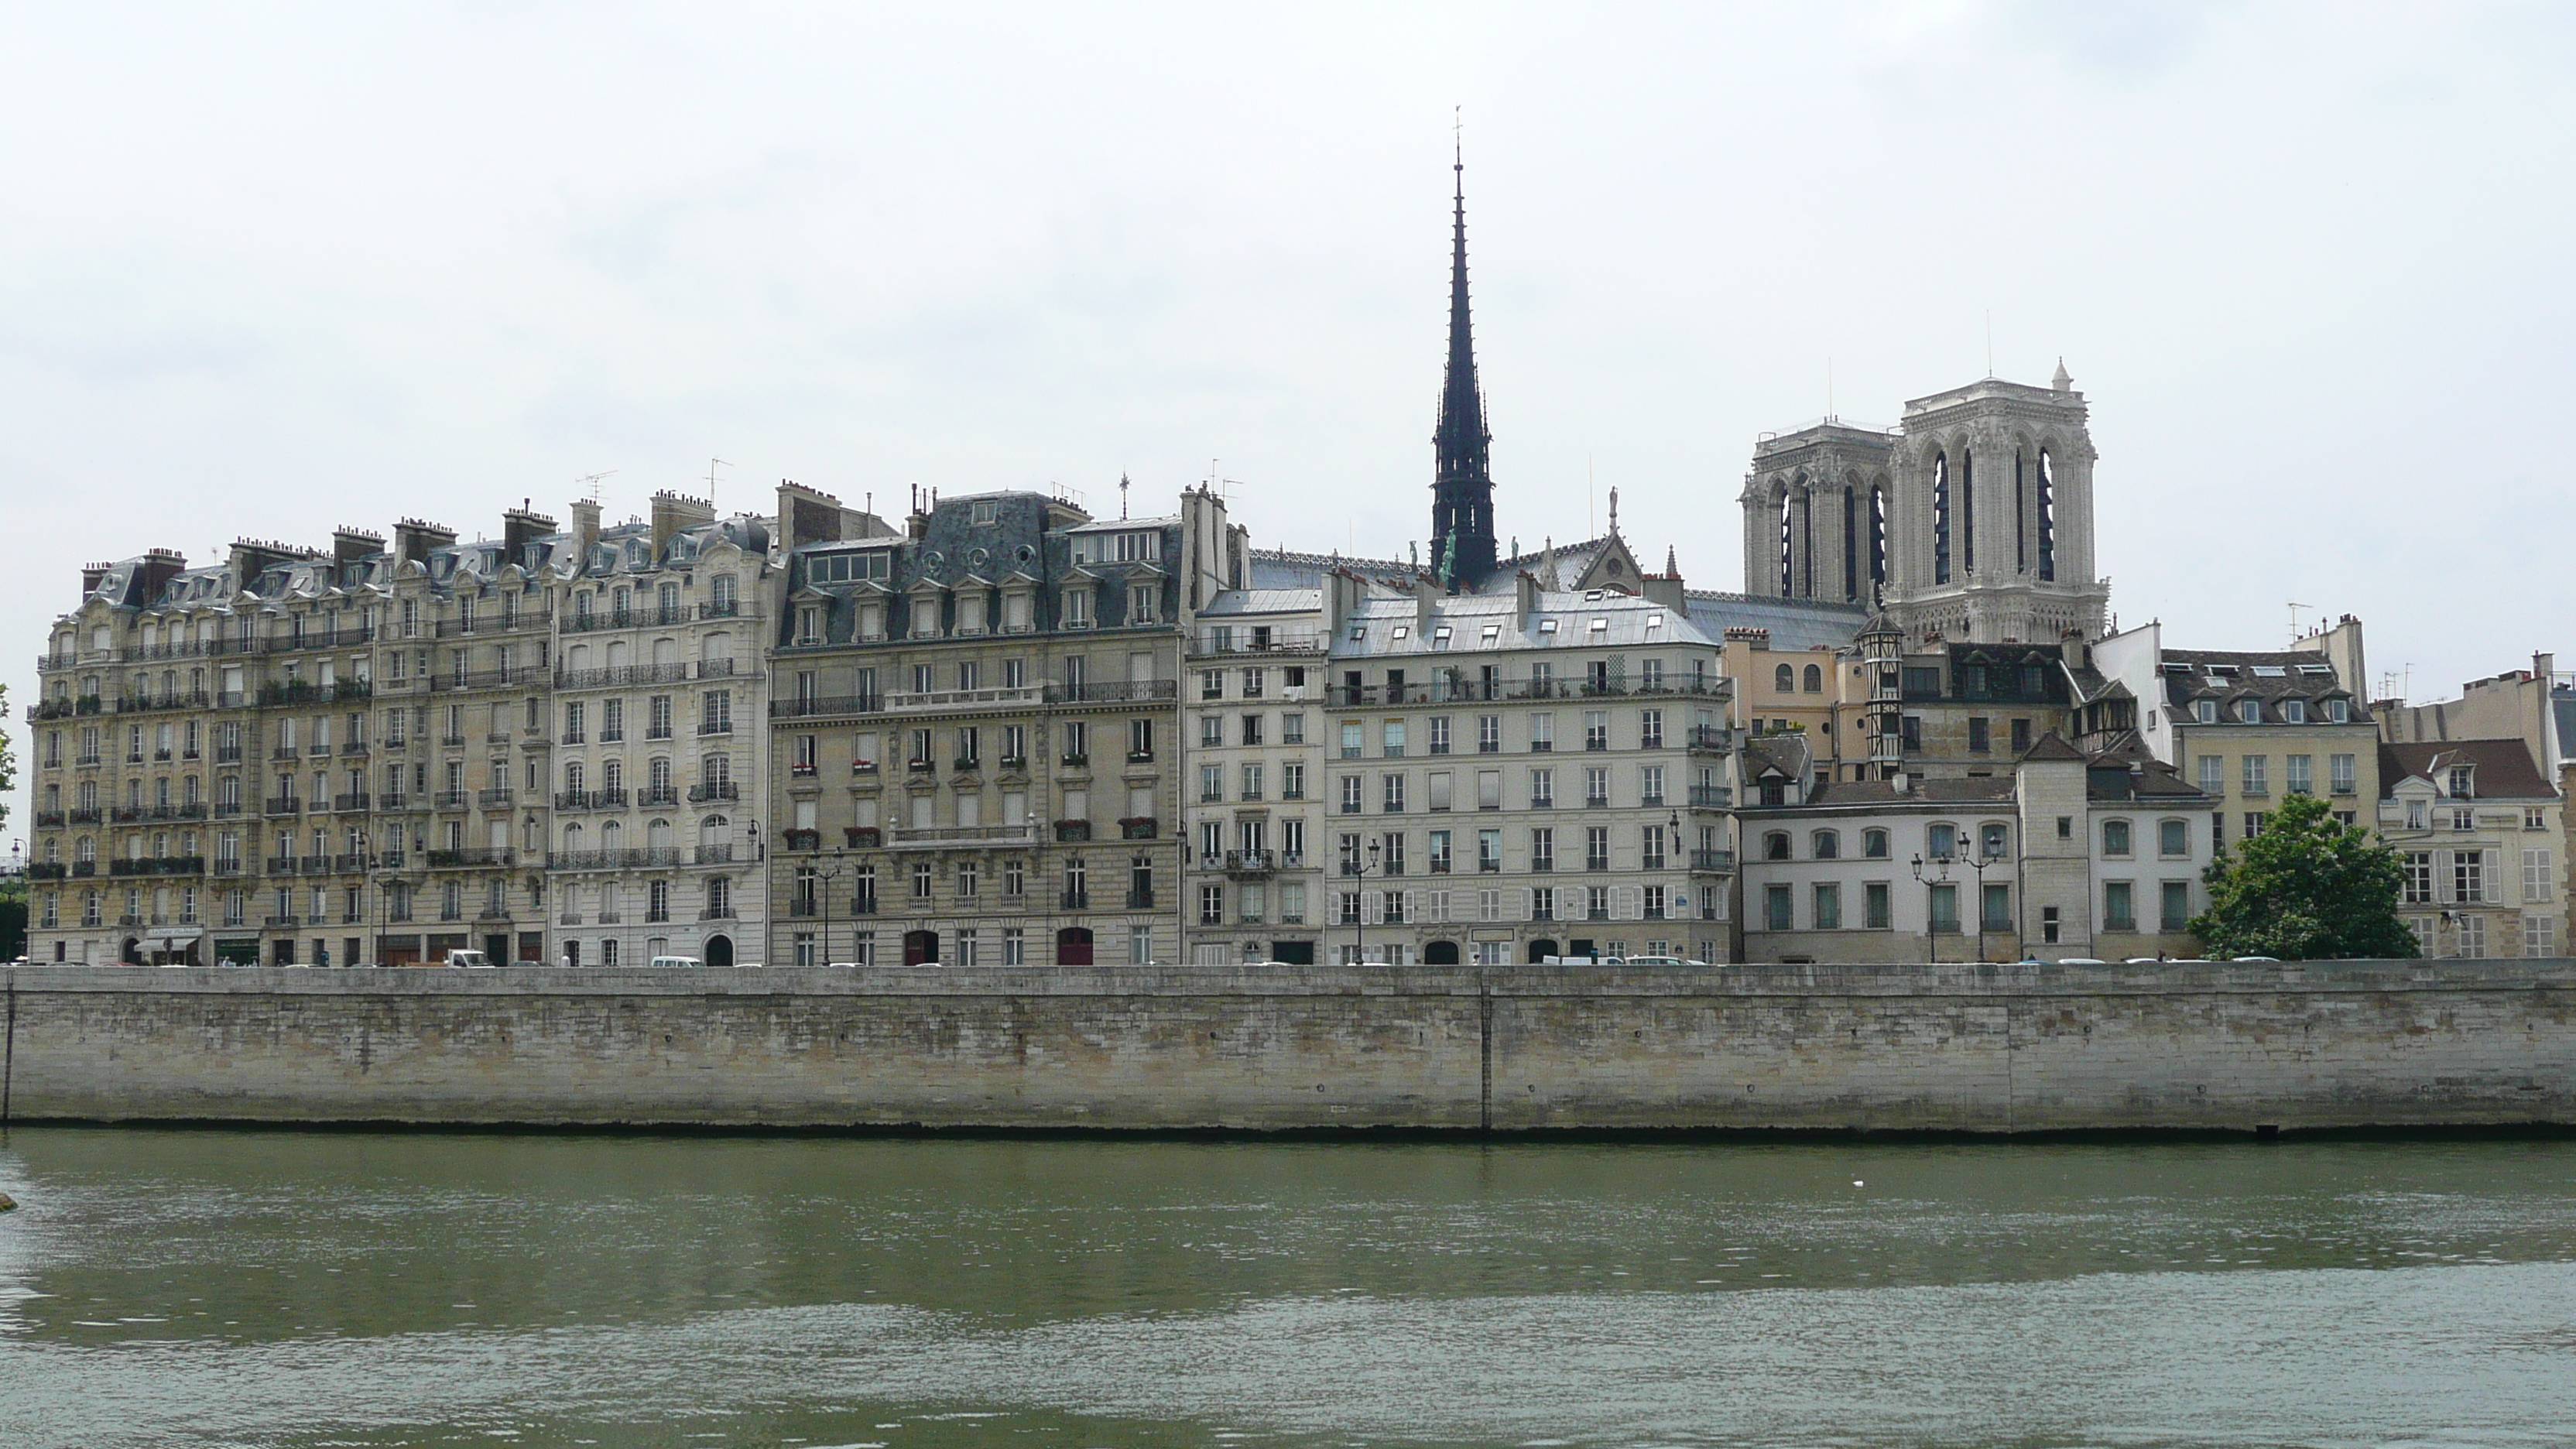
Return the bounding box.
[903,929,940,965]
[705,933,734,968]
[1423,940,1461,965]
[1055,927,1093,965]
[1526,938,1558,964]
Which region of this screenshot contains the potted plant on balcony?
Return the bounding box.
[1053,819,1091,842]
[1118,816,1158,840]
[845,826,882,848]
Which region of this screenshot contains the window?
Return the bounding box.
[1982,883,2011,933]
[2328,699,2350,723]
[1282,762,1306,800]
[2160,881,2192,932]
[1765,884,1793,932]
[1428,717,1451,755]
[2403,851,2434,905]
[1773,664,1793,693]
[1584,827,1609,872]
[1862,882,1892,929]
[2448,765,2476,798]
[1382,774,1406,813]
[1927,883,1958,933]
[2283,700,2306,724]
[2458,912,2488,959]
[2102,819,2132,857]
[1968,718,1989,754]
[1862,828,1889,859]
[1340,776,1362,814]
[2010,718,2031,754]
[2525,914,2556,957]
[1341,721,1364,759]
[1282,714,1306,745]
[1811,882,1841,930]
[2331,754,2356,795]
[2242,755,2268,796]
[1584,767,1609,809]
[2197,699,2218,724]
[2238,700,2260,724]
[2244,812,2268,838]
[2103,881,2136,933]
[1530,714,1553,752]
[1980,824,2008,861]
[1200,764,1223,803]
[1529,767,1554,809]
[1638,710,1663,749]
[1926,823,1958,860]
[1530,828,1555,872]
[2456,850,2485,904]
[2159,819,2189,858]
[1811,830,1839,861]
[1241,763,1264,800]
[1383,721,1406,757]
[2286,755,2312,795]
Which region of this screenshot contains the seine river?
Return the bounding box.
[4,1129,2574,1447]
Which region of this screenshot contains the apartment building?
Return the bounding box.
[764,483,1237,969]
[1736,732,2214,962]
[1298,575,1738,966]
[2379,741,2561,959]
[543,492,776,968]
[2093,624,2379,855]
[1180,586,1331,964]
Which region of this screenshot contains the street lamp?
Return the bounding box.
[1913,838,2005,964]
[1351,837,1382,966]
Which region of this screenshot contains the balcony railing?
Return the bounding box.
[1688,849,1737,873]
[546,848,683,871]
[1119,817,1158,840]
[769,694,885,719]
[886,823,1041,851]
[426,848,513,868]
[687,782,738,803]
[1223,849,1276,876]
[263,797,302,816]
[476,788,515,809]
[1060,889,1089,911]
[1326,677,1727,708]
[554,663,693,690]
[1688,786,1733,808]
[885,683,1047,714]
[109,856,206,877]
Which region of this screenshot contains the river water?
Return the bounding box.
[3,1129,2574,1447]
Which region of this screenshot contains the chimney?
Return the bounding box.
[392,518,455,568]
[331,529,382,577]
[1890,770,1910,795]
[568,498,601,564]
[80,561,111,596]
[135,548,189,602]
[2060,628,2088,670]
[502,501,557,568]
[649,491,715,561]
[228,538,312,586]
[776,481,844,557]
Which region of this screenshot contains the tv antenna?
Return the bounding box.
[704,457,731,496]
[574,470,616,503]
[2287,601,2313,643]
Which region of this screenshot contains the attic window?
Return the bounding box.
[1589,618,1609,632]
[1348,624,1365,642]
[2206,666,2236,678]
[1430,626,1452,652]
[1585,590,1604,602]
[1539,619,1560,634]
[1392,625,1410,641]
[2162,663,2193,673]
[2252,665,2287,678]
[1480,624,1501,643]
[1646,614,1664,630]
[2297,663,2333,675]
[970,501,997,526]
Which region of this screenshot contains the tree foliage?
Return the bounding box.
[0,683,12,837]
[2190,790,2419,961]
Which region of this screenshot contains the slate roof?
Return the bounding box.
[2378,740,2556,800]
[2160,648,2352,716]
[1798,777,2018,807]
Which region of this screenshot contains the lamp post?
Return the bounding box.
[809,848,848,968]
[1910,851,1948,964]
[1351,837,1382,966]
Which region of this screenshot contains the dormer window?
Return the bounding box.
[2328,699,2349,723]
[2448,765,2475,798]
[2196,699,2218,724]
[2283,700,2306,724]
[2238,699,2260,724]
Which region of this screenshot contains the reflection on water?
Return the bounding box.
[2,1129,2574,1447]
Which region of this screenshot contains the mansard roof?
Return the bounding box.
[2379,740,2554,801]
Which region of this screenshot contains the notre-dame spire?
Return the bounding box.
[1431,128,1499,590]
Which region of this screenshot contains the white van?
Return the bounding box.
[444,950,495,969]
[649,955,705,970]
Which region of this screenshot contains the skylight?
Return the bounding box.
[2252,665,2287,677]
[1539,619,1560,634]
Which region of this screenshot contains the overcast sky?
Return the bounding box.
[6,2,2574,837]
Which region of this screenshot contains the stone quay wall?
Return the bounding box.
[3,961,2571,1133]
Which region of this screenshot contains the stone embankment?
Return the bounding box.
[2,961,2569,1133]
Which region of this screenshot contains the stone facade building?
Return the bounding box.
[2379,740,2562,960]
[762,481,1238,969]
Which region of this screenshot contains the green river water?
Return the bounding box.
[2,1128,2574,1447]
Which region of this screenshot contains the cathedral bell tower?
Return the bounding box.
[1430,142,1500,591]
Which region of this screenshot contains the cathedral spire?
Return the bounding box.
[1430,122,1499,589]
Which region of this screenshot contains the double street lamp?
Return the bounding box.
[1348,838,1383,966]
[1911,841,2003,964]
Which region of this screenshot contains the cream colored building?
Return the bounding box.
[2379,740,2561,959]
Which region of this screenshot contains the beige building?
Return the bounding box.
[2379,741,2561,959]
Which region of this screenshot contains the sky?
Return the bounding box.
[5,2,2574,839]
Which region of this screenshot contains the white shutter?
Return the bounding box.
[1363,890,1382,926]
[1406,889,1423,925]
[1521,887,1535,922]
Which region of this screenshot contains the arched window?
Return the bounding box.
[2102,819,2132,856]
[1775,663,1794,693]
[562,821,584,851]
[1958,448,1975,573]
[1763,831,1790,861]
[711,573,738,610]
[657,582,680,618]
[1811,830,1839,860]
[1862,828,1889,860]
[2036,448,2057,581]
[1927,822,1958,859]
[1803,664,1823,694]
[564,762,584,798]
[1931,451,1951,584]
[646,818,672,849]
[1980,822,2009,860]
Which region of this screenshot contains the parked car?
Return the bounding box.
[648,955,704,969]
[444,950,495,969]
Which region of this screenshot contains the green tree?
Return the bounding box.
[2191,790,2420,961]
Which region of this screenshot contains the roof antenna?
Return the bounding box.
[575,470,615,502]
[1120,472,1130,520]
[1827,357,1834,421]
[704,457,730,501]
[2287,601,2313,644]
[1985,311,1994,379]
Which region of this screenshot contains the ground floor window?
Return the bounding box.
[2458,913,2488,958]
[1129,926,1153,964]
[793,932,815,968]
[2526,914,2556,957]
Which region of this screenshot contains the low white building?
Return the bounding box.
[1737,732,2215,962]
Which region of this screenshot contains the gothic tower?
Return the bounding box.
[1430,146,1500,590]
[1742,364,2106,649]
